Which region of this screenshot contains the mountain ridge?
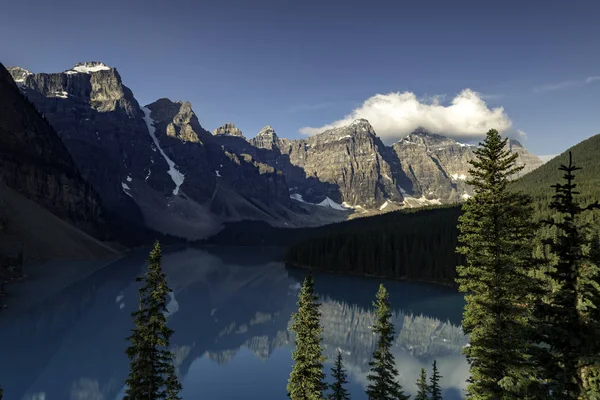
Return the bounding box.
[7,61,544,239]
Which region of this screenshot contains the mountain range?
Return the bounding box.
[5,61,544,241]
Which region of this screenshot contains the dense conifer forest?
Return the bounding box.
[285,133,600,284]
[511,133,600,235]
[285,206,463,284]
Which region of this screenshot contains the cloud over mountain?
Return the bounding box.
[299,89,514,143]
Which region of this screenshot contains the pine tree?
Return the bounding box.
[365,284,409,400]
[533,152,600,399]
[329,351,351,400]
[124,241,182,400]
[0,384,3,400]
[428,360,442,400]
[287,272,327,400]
[415,368,429,400]
[456,129,542,399]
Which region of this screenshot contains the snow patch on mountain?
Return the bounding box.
[70,63,111,74]
[141,107,185,196]
[451,173,467,181]
[379,200,390,211]
[317,197,347,211]
[290,193,307,203]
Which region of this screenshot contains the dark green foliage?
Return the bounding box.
[328,351,351,400]
[511,133,600,233]
[456,129,542,399]
[286,205,464,284]
[428,360,442,400]
[287,272,327,400]
[366,284,409,400]
[415,368,429,400]
[124,241,182,400]
[0,384,3,400]
[533,152,600,399]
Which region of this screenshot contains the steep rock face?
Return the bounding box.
[292,119,403,207]
[0,63,104,236]
[147,99,292,209]
[392,131,474,202]
[251,120,404,207]
[250,125,285,150]
[391,131,543,202]
[213,123,245,138]
[144,99,215,203]
[8,62,149,224]
[509,139,544,177]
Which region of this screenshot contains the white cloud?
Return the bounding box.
[533,80,579,93]
[585,76,600,84]
[299,89,513,143]
[534,76,600,92]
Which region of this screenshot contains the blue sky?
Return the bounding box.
[2,0,599,156]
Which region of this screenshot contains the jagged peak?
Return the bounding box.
[509,138,523,147]
[66,61,113,74]
[257,125,278,137]
[350,118,371,126]
[213,123,245,138]
[7,66,33,83]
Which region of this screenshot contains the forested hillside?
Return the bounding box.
[285,205,463,284]
[511,133,600,229]
[285,133,600,284]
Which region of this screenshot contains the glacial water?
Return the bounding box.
[0,246,468,399]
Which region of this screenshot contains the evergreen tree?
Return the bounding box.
[533,152,600,399]
[365,284,409,400]
[124,241,182,400]
[428,360,442,400]
[0,384,3,400]
[415,368,429,400]
[456,129,542,399]
[329,351,351,400]
[287,272,327,400]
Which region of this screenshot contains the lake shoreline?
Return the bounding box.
[0,253,123,317]
[285,262,458,289]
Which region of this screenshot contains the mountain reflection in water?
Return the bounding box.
[0,246,468,400]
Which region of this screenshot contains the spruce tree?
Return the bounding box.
[287,272,327,400]
[124,241,182,400]
[329,351,351,400]
[415,368,429,400]
[428,360,442,400]
[456,129,542,399]
[533,152,600,398]
[365,284,409,400]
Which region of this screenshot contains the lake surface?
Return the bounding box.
[0,246,468,400]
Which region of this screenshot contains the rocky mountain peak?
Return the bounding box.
[250,125,283,150]
[508,138,523,147]
[146,98,210,143]
[257,125,277,137]
[6,66,33,83]
[314,119,377,144]
[400,129,467,149]
[213,123,245,138]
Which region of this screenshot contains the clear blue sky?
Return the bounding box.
[2,0,599,156]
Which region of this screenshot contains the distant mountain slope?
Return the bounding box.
[0,183,118,261]
[284,133,600,283]
[511,133,600,224]
[7,61,543,239]
[0,63,118,261]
